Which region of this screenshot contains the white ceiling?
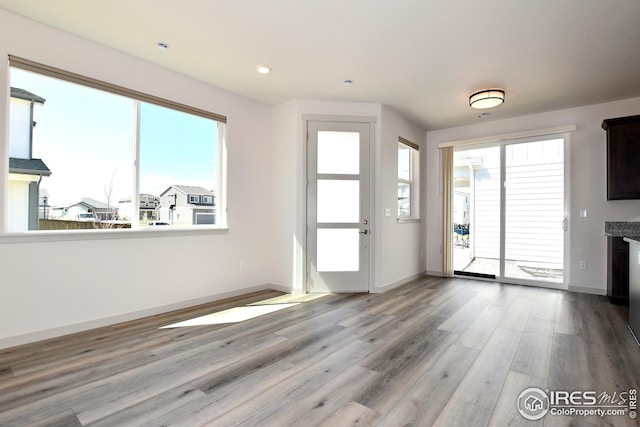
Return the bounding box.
[1,0,639,130]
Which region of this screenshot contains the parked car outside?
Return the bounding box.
[76,213,98,222]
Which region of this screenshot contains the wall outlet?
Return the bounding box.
[240,261,246,271]
[579,260,587,270]
[580,209,588,218]
[384,208,391,217]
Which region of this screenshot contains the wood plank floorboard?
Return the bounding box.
[0,276,638,426]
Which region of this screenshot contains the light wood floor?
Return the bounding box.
[0,276,638,426]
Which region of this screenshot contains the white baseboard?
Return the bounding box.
[0,283,287,350]
[268,283,294,294]
[372,271,428,293]
[426,270,446,277]
[567,285,607,296]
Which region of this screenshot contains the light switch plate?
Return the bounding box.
[384,208,391,217]
[580,209,588,218]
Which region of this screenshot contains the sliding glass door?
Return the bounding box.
[452,136,566,285]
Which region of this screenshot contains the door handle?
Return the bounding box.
[359,229,369,235]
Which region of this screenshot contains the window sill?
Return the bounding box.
[397,218,421,224]
[0,226,229,244]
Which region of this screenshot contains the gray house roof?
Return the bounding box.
[9,157,52,176]
[160,185,215,197]
[10,87,46,104]
[69,197,112,210]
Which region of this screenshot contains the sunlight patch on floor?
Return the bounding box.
[160,303,299,328]
[248,293,331,305]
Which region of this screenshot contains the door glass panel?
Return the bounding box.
[504,139,564,283]
[317,228,359,272]
[453,146,500,277]
[317,131,359,175]
[317,180,359,223]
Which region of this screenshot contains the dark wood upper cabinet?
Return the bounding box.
[603,115,640,200]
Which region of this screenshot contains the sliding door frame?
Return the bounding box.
[450,132,571,289]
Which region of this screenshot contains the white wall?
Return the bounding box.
[269,101,303,293]
[379,105,426,289]
[7,178,28,232]
[426,97,640,294]
[0,9,278,348]
[8,98,31,159]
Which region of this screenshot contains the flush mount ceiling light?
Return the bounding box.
[256,65,272,74]
[469,89,505,109]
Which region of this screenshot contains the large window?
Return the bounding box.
[397,137,419,219]
[6,57,226,233]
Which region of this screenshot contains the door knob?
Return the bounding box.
[360,229,369,235]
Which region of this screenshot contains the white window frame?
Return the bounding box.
[2,56,228,242]
[188,195,201,204]
[202,195,213,205]
[397,137,420,223]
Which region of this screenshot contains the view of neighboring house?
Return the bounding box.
[159,185,215,225]
[118,193,160,222]
[50,197,116,222]
[7,87,51,231]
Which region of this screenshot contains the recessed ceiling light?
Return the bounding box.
[256,65,272,74]
[156,42,169,51]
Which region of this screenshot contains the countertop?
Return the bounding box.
[604,221,640,239]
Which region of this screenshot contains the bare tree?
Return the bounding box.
[94,170,117,229]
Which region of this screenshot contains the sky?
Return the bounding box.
[10,68,218,207]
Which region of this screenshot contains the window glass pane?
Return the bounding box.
[317,228,359,271]
[317,131,359,175]
[398,182,411,217]
[317,180,359,223]
[398,141,418,218]
[398,144,411,181]
[8,65,223,232]
[8,68,134,231]
[139,103,219,227]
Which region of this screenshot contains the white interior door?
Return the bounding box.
[307,121,371,293]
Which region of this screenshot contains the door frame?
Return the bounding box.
[302,115,376,294]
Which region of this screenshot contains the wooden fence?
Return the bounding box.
[39,219,131,230]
